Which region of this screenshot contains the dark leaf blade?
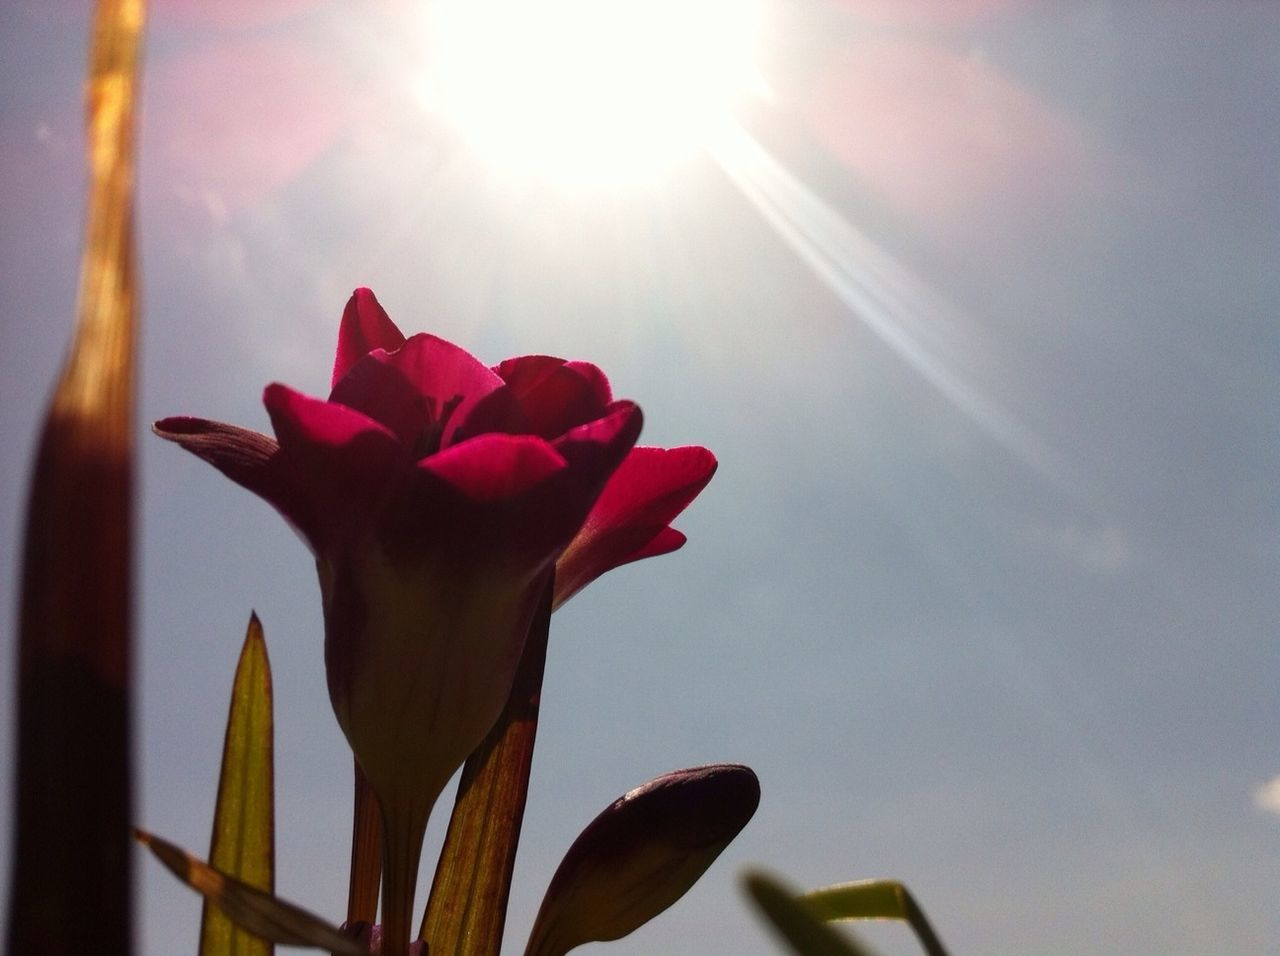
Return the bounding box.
[6,0,144,953]
[201,613,276,956]
[136,830,365,955]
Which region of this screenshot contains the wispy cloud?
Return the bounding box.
[1252,777,1280,816]
[1023,521,1135,573]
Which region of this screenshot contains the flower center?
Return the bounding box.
[412,393,465,459]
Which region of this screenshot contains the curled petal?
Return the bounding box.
[332,288,406,389]
[554,446,716,608]
[493,355,613,439]
[624,526,687,563]
[263,384,403,550]
[152,416,319,539]
[526,765,760,956]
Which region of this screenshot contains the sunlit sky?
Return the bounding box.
[2,2,1278,954]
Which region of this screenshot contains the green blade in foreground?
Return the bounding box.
[742,871,874,956]
[201,613,275,956]
[803,881,950,956]
[136,829,364,956]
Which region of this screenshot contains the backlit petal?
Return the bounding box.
[554,445,715,607]
[494,355,613,439]
[263,384,403,549]
[332,288,406,390]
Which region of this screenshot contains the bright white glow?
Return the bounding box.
[416,0,766,189]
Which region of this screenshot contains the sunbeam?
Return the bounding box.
[709,120,1069,483]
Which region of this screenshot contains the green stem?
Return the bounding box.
[346,761,383,925]
[420,578,554,953]
[380,800,428,956]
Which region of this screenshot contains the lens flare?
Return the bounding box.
[415,0,766,190]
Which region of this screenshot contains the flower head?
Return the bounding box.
[156,288,644,954]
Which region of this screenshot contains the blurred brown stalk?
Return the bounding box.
[7,0,145,952]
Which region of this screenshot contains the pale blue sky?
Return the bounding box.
[2,2,1278,954]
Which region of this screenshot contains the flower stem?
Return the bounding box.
[380,801,429,956]
[420,577,554,953]
[346,761,383,924]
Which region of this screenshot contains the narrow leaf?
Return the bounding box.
[7,1,144,952]
[201,613,276,956]
[803,881,950,956]
[742,872,873,956]
[420,580,554,953]
[136,830,365,956]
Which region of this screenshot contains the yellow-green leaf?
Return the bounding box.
[742,871,873,956]
[201,613,275,956]
[136,830,365,956]
[803,881,950,956]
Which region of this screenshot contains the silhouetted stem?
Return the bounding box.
[420,579,553,953]
[381,802,429,956]
[347,761,383,924]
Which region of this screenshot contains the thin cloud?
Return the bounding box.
[1252,777,1280,816]
[1024,521,1135,573]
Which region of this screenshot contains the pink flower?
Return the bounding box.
[155,288,647,955]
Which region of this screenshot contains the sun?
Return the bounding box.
[414,0,767,191]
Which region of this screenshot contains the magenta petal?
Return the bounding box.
[263,384,404,549]
[379,434,568,564]
[552,402,644,485]
[553,445,715,608]
[332,288,406,390]
[331,334,508,450]
[624,526,687,562]
[564,361,612,405]
[418,433,567,502]
[494,355,613,439]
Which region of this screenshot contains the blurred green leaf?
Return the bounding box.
[136,829,364,955]
[802,880,908,921]
[803,881,950,956]
[742,871,874,956]
[7,1,144,952]
[201,613,275,956]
